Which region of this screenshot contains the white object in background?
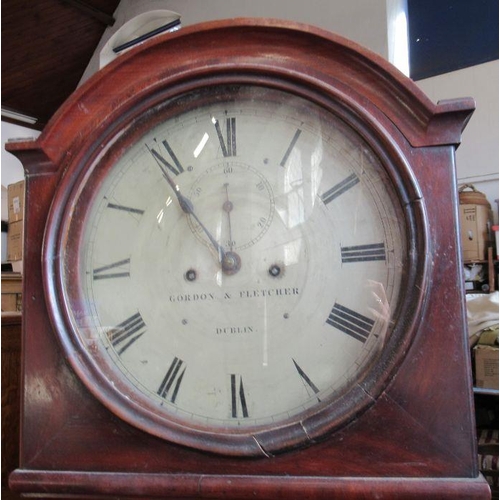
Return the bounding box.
[99,10,181,69]
[466,291,499,345]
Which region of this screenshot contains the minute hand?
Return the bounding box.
[178,194,226,262]
[147,145,226,262]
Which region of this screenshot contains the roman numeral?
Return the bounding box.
[341,243,386,263]
[230,374,249,418]
[148,139,184,176]
[293,359,320,400]
[214,117,237,157]
[280,129,302,166]
[107,312,146,355]
[326,303,374,343]
[93,258,130,280]
[320,173,360,204]
[157,357,186,404]
[107,202,145,216]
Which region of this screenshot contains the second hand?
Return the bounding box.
[223,182,234,252]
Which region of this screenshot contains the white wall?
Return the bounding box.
[1,122,39,187]
[1,121,40,220]
[1,122,40,262]
[80,0,392,84]
[416,60,499,218]
[2,120,41,222]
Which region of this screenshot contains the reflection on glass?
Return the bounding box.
[194,132,209,158]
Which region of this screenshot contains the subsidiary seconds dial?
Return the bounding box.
[188,161,275,252]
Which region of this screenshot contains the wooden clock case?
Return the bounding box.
[6,18,490,499]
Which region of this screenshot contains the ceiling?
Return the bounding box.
[2,0,121,130]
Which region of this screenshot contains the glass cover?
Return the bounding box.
[62,85,408,432]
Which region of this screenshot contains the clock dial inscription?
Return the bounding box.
[61,84,409,447]
[214,117,237,157]
[280,128,302,167]
[292,359,320,400]
[108,312,147,355]
[326,303,375,343]
[92,258,131,280]
[320,173,360,204]
[149,139,185,176]
[340,243,386,263]
[157,357,186,404]
[230,374,249,419]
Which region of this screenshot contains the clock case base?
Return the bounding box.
[7,19,490,499]
[9,471,490,499]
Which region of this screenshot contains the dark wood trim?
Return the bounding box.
[60,0,115,26]
[9,470,491,499]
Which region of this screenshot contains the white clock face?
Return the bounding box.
[61,85,408,443]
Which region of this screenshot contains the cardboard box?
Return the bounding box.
[10,260,23,273]
[1,272,22,312]
[7,220,23,261]
[1,293,18,312]
[475,345,499,390]
[8,180,25,223]
[493,225,499,258]
[459,203,490,261]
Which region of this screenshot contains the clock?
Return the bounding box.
[46,82,418,456]
[7,18,490,499]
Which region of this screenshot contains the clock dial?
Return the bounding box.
[59,84,409,451]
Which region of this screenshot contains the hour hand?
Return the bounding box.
[148,145,240,274]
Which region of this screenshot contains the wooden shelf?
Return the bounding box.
[474,387,499,397]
